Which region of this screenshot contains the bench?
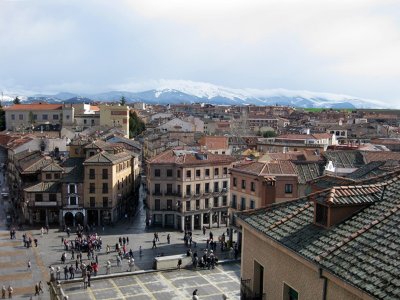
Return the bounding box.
[153,254,192,270]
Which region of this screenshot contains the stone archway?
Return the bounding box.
[75,212,84,226]
[64,212,74,227]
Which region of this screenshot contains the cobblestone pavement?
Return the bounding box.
[0,197,238,299]
[62,263,240,300]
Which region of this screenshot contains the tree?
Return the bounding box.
[129,111,145,138]
[120,96,127,106]
[262,131,277,138]
[13,96,21,105]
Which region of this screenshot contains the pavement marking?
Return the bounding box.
[136,274,157,300]
[0,240,21,247]
[0,272,32,281]
[0,261,26,268]
[197,269,231,296]
[158,270,187,299]
[109,278,126,300]
[0,250,25,256]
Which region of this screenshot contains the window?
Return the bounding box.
[196,184,201,195]
[223,181,228,189]
[214,182,219,192]
[102,183,108,193]
[223,167,228,175]
[154,184,161,194]
[53,114,59,120]
[233,177,237,187]
[251,182,256,192]
[177,185,181,195]
[232,195,237,208]
[42,114,48,120]
[205,168,210,177]
[284,284,299,300]
[196,169,201,177]
[11,114,15,120]
[167,199,172,210]
[154,169,161,177]
[250,200,255,209]
[69,184,76,194]
[69,196,77,206]
[316,204,328,226]
[90,197,95,208]
[33,114,38,120]
[186,200,191,211]
[186,185,191,196]
[102,169,108,179]
[54,173,60,179]
[241,180,246,189]
[103,197,108,208]
[214,168,219,176]
[205,198,209,209]
[35,194,43,202]
[45,173,52,180]
[49,194,57,202]
[196,199,200,209]
[205,182,210,193]
[213,197,219,207]
[89,169,95,179]
[19,114,23,120]
[285,184,293,194]
[222,196,227,206]
[89,183,95,193]
[166,169,173,177]
[166,184,173,194]
[186,170,191,178]
[155,199,161,210]
[241,197,246,210]
[177,170,181,178]
[84,119,87,125]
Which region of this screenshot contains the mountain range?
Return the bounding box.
[1,80,386,109]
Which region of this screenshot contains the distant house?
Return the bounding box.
[198,136,230,155]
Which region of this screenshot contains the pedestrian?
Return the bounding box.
[83,274,88,289]
[38,281,44,294]
[34,238,38,247]
[139,246,142,257]
[75,259,79,271]
[7,286,12,299]
[64,265,69,280]
[34,282,40,296]
[203,226,206,235]
[87,271,91,287]
[69,265,74,279]
[126,236,129,245]
[129,257,135,272]
[56,266,61,280]
[71,249,75,260]
[1,285,5,299]
[222,294,228,300]
[177,258,182,270]
[95,254,98,264]
[106,261,111,275]
[193,289,199,300]
[167,234,170,244]
[27,260,31,270]
[40,227,44,237]
[106,244,110,254]
[152,239,157,249]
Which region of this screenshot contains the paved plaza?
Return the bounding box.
[62,263,240,300]
[0,198,239,299]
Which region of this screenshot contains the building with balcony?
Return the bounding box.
[229,160,299,244]
[146,149,236,231]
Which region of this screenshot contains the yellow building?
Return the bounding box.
[99,104,130,137]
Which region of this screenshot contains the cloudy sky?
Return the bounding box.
[0,0,400,105]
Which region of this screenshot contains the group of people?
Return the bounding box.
[1,286,13,299]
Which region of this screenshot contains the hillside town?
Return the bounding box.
[0,100,400,299]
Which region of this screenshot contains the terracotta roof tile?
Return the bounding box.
[4,104,63,111]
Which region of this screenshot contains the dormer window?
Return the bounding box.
[45,173,52,180]
[315,203,328,227]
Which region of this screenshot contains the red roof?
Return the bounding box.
[4,104,63,111]
[198,136,229,150]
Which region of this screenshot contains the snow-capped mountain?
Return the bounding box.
[0,80,389,108]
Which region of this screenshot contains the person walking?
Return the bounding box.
[64,265,69,280]
[27,260,31,271]
[177,258,182,270]
[34,283,40,296]
[106,261,111,275]
[1,285,6,299]
[167,234,170,244]
[83,274,88,289]
[152,239,157,249]
[69,265,75,279]
[7,286,12,299]
[56,266,61,280]
[38,281,44,294]
[193,289,199,300]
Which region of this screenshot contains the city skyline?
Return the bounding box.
[1,0,400,106]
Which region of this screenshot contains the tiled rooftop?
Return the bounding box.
[239,172,400,299]
[323,150,365,168]
[233,160,297,176]
[4,103,63,111]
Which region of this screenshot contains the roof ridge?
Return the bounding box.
[315,203,400,263]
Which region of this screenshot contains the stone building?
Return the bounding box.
[146,149,236,231]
